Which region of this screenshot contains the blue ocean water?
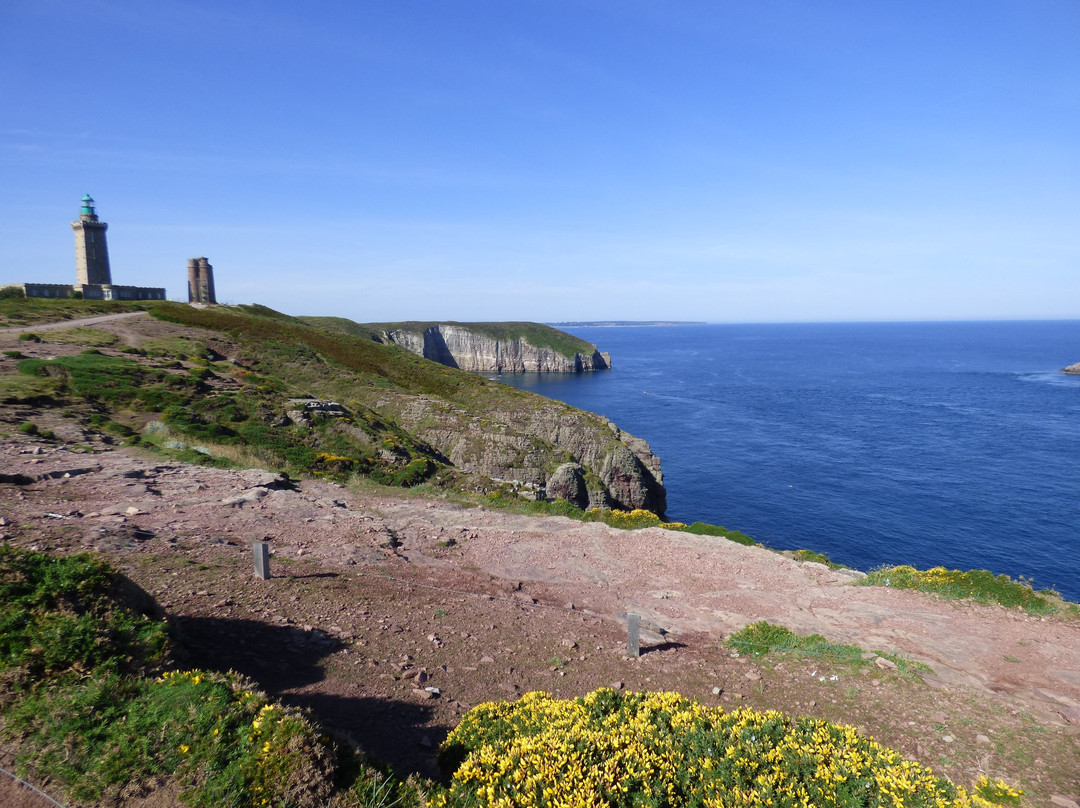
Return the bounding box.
[495,321,1080,602]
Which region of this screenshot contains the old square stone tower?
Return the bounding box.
[187,257,216,304]
[72,194,112,286]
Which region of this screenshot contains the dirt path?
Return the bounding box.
[0,310,150,333]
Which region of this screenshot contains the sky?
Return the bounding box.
[2,1,1078,323]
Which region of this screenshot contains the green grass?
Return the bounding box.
[675,520,757,546]
[0,546,170,689]
[38,326,120,347]
[857,565,1078,617]
[727,621,929,675]
[5,669,343,808]
[793,549,849,569]
[0,297,158,328]
[482,491,588,519]
[154,303,485,401]
[15,352,200,411]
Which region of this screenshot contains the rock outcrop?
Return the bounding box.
[1064,362,1080,375]
[378,324,610,373]
[373,391,666,514]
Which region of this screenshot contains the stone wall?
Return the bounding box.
[22,283,74,299]
[80,284,166,301]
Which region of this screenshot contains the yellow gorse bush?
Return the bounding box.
[434,689,1014,808]
[860,564,1058,614]
[586,508,690,531]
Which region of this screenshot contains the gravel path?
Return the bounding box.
[0,310,150,333]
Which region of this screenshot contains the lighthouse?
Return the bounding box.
[71,194,112,287]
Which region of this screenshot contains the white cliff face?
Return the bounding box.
[381,325,610,373]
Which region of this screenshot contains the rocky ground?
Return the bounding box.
[1,429,1079,807]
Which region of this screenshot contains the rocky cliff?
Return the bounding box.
[153,306,663,514]
[1064,362,1080,375]
[370,388,665,514]
[376,323,611,373]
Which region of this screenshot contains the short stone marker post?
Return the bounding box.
[252,540,270,580]
[627,612,641,658]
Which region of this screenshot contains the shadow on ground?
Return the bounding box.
[173,615,447,778]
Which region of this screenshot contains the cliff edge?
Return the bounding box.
[303,318,611,373]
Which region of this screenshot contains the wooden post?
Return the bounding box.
[253,541,270,580]
[627,612,640,658]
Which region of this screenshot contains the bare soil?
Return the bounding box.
[1,314,1078,807]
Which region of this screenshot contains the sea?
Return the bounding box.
[492,321,1080,603]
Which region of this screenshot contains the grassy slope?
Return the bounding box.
[164,305,540,406]
[301,316,599,360]
[149,305,651,501]
[0,298,158,328]
[2,300,645,505]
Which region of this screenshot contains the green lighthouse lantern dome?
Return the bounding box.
[80,194,95,216]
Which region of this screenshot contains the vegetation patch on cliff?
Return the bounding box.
[858,565,1079,618]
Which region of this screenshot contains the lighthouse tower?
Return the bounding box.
[72,194,112,287]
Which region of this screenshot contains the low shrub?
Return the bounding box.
[584,507,663,530]
[0,549,427,808]
[858,565,1066,615]
[17,353,197,412]
[434,689,1002,808]
[793,548,848,569]
[973,775,1024,807]
[0,547,170,688]
[370,457,438,488]
[585,510,758,547]
[729,621,863,662]
[666,520,757,546]
[727,621,927,675]
[5,669,337,808]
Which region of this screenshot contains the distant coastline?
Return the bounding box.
[549,321,708,328]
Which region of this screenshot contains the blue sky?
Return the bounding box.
[2,1,1078,322]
